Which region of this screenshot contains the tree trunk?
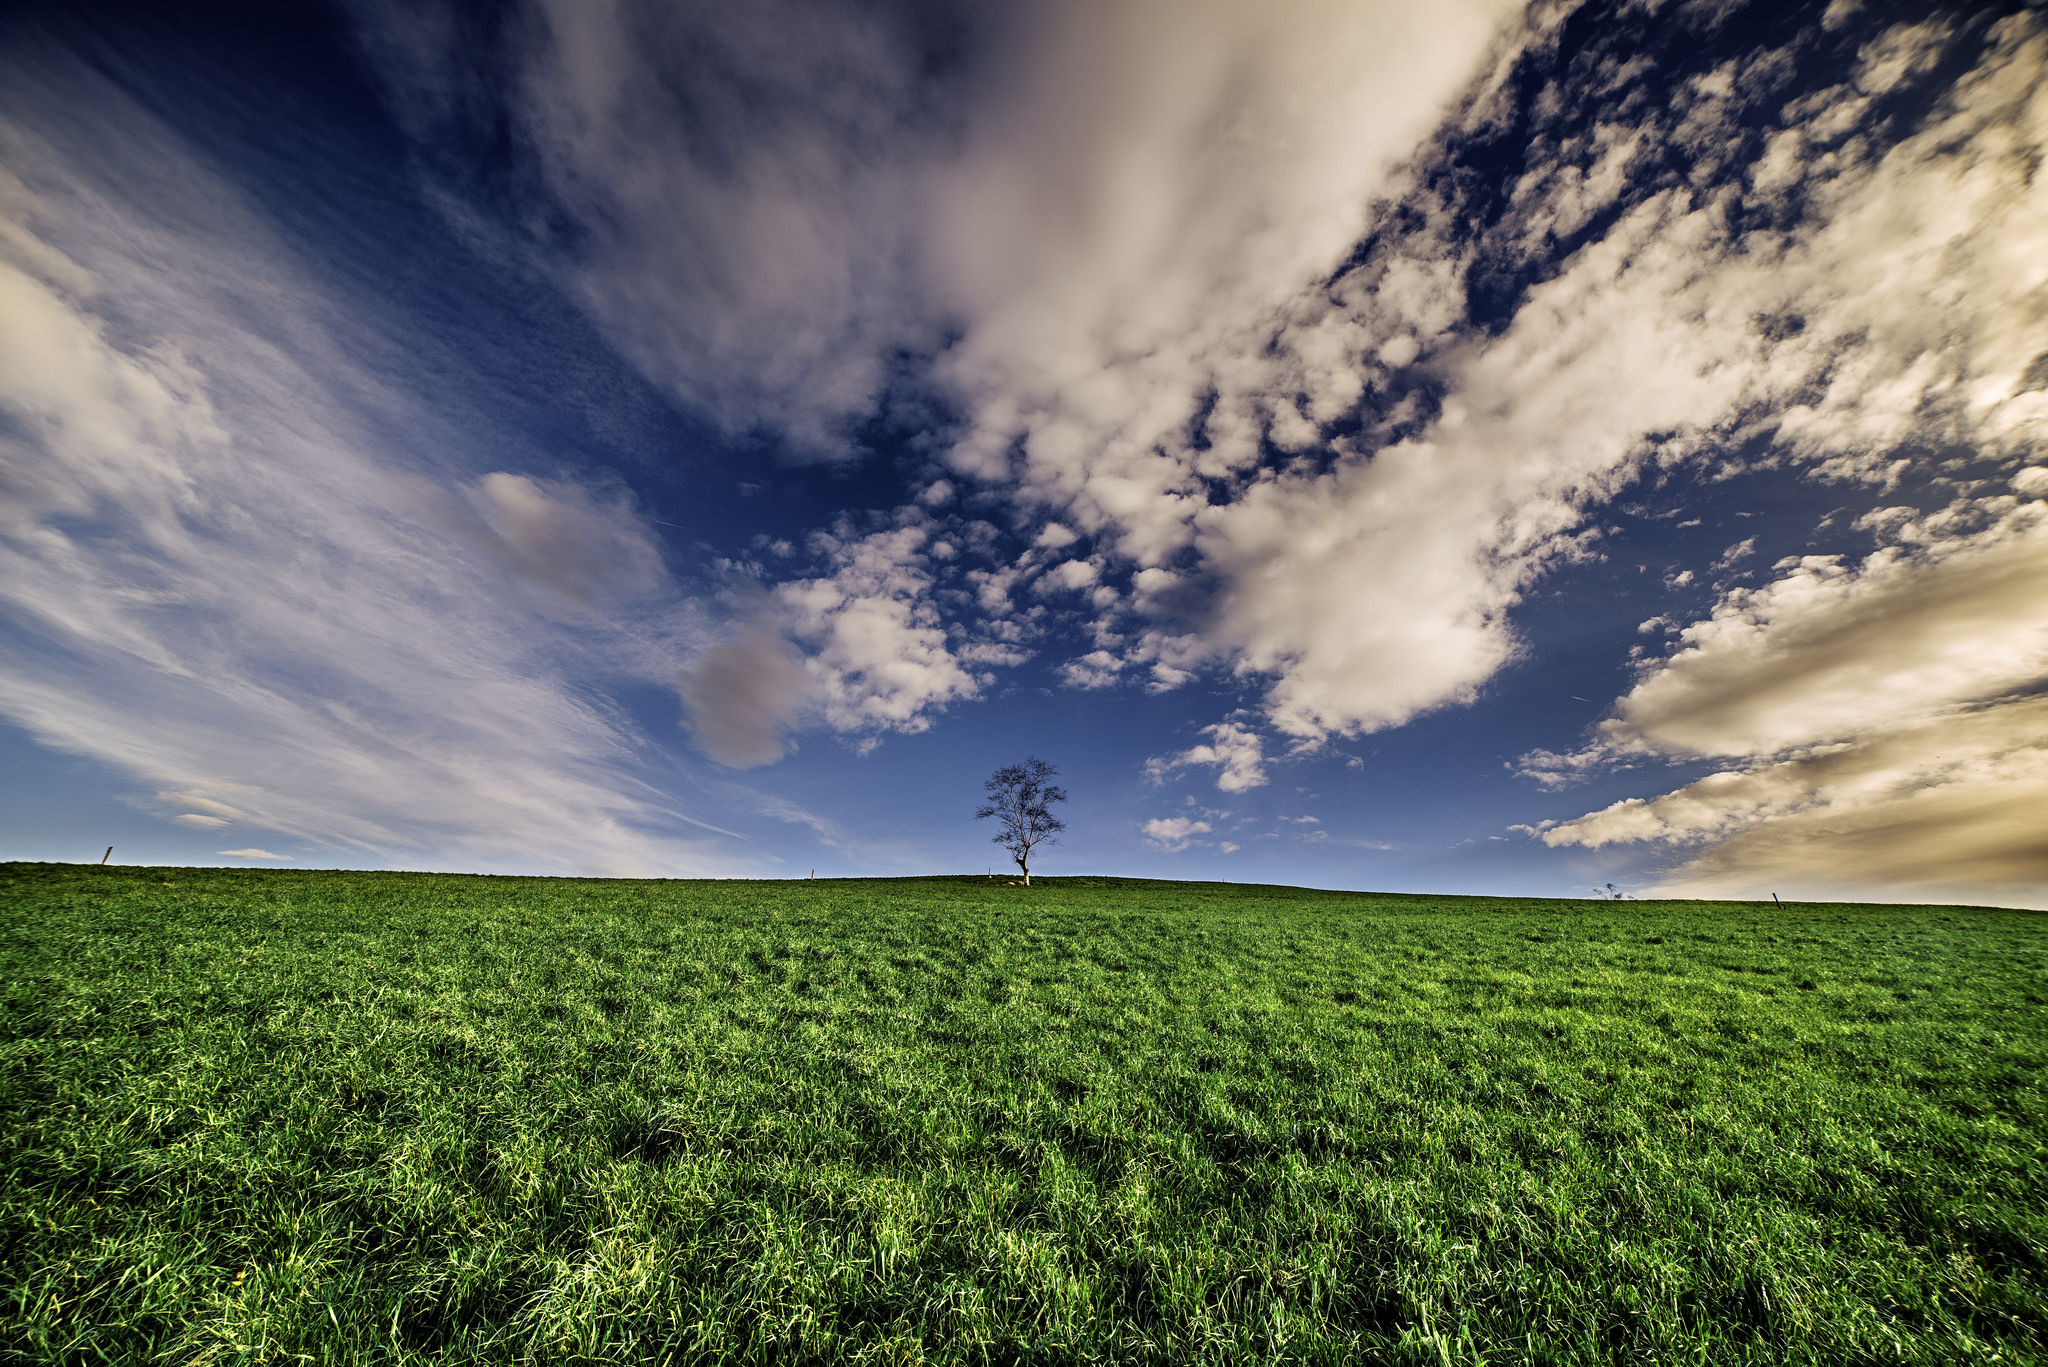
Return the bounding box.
[1018,854,1030,886]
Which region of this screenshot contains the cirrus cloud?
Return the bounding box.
[0,52,763,875]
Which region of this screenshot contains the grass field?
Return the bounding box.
[2,862,2044,1364]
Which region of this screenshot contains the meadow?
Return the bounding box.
[1,862,2043,1364]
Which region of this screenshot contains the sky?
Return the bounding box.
[1,0,2044,906]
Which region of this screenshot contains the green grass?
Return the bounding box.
[2,863,2044,1365]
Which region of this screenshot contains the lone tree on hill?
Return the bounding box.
[976,757,1066,886]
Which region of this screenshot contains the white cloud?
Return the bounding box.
[218,848,289,859]
[1034,522,1078,550]
[0,59,752,876]
[351,0,2048,884]
[1540,497,2048,905]
[1145,722,1268,793]
[1594,502,2048,762]
[353,0,1519,732]
[1141,12,2048,761]
[1480,17,2048,905]
[774,522,981,739]
[359,0,1517,464]
[1142,816,1212,852]
[1190,196,1754,742]
[1147,662,1194,692]
[1059,649,1123,690]
[930,0,1518,492]
[1713,537,1755,570]
[1038,558,1099,593]
[1761,17,2048,479]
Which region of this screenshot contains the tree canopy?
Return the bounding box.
[976,758,1066,885]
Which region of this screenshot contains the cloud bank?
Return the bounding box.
[1539,492,2048,906]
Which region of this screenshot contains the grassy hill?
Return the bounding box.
[2,862,2043,1364]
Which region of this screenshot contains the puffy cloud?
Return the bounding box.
[1713,538,1755,571]
[355,0,1519,722]
[1137,10,2048,759]
[357,0,1518,465]
[1039,558,1099,593]
[363,0,1714,753]
[1756,16,2048,480]
[775,523,981,740]
[1034,523,1078,550]
[1182,190,1758,743]
[1059,649,1123,690]
[1146,721,1268,793]
[1142,816,1212,852]
[1491,15,2048,904]
[930,0,1518,495]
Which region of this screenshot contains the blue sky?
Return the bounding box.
[3,0,2045,906]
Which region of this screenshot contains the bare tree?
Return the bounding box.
[976,757,1067,886]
